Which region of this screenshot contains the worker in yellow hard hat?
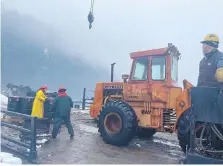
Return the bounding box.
[197,34,223,87]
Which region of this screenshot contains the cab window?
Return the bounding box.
[171,55,178,82]
[131,57,148,80]
[151,57,166,80]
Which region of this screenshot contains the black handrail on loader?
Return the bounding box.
[186,87,223,164]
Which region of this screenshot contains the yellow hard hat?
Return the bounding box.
[201,34,219,43]
[201,34,219,48]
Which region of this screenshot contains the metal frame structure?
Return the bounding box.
[185,87,223,164]
[1,110,37,159]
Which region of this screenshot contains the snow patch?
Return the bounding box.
[26,145,42,152]
[0,94,8,111]
[78,124,98,134]
[0,152,13,160]
[153,139,180,148]
[0,152,22,164]
[0,94,8,105]
[134,143,141,148]
[37,138,48,144]
[1,163,11,166]
[72,109,90,114]
[168,149,182,157]
[37,134,51,137]
[154,132,178,142]
[24,136,50,152]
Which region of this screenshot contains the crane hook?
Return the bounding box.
[88,11,94,29]
[88,0,94,29]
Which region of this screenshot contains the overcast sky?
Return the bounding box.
[2,0,223,86]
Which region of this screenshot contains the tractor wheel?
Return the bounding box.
[177,109,206,154]
[177,109,191,153]
[98,100,137,146]
[136,127,157,138]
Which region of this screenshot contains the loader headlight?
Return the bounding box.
[179,101,185,108]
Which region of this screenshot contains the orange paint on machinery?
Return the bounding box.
[90,43,194,149]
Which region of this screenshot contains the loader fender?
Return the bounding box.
[175,79,193,131]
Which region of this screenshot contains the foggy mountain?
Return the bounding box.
[1,9,109,99]
[2,0,223,97]
[3,0,223,88]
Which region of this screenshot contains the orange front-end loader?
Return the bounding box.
[90,43,193,153]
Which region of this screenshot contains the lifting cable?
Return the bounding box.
[88,0,95,29]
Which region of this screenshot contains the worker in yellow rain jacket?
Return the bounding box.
[31,85,48,118]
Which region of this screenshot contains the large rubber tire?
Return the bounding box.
[177,109,191,153]
[98,100,137,146]
[136,127,157,138]
[177,109,209,154]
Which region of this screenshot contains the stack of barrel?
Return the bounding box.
[21,98,54,143]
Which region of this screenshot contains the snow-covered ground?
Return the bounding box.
[0,152,22,164]
[0,94,8,111]
[0,94,8,119]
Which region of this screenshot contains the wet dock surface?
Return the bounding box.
[1,109,185,164]
[36,110,185,164]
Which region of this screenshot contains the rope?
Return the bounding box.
[90,0,94,14]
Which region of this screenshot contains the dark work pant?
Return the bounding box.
[52,116,74,138]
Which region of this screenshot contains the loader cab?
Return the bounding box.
[128,43,180,87]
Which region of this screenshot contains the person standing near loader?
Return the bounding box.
[31,85,48,118]
[51,87,74,139]
[197,34,223,87]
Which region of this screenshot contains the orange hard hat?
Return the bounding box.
[58,86,66,91]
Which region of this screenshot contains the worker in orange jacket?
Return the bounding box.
[31,85,48,118]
